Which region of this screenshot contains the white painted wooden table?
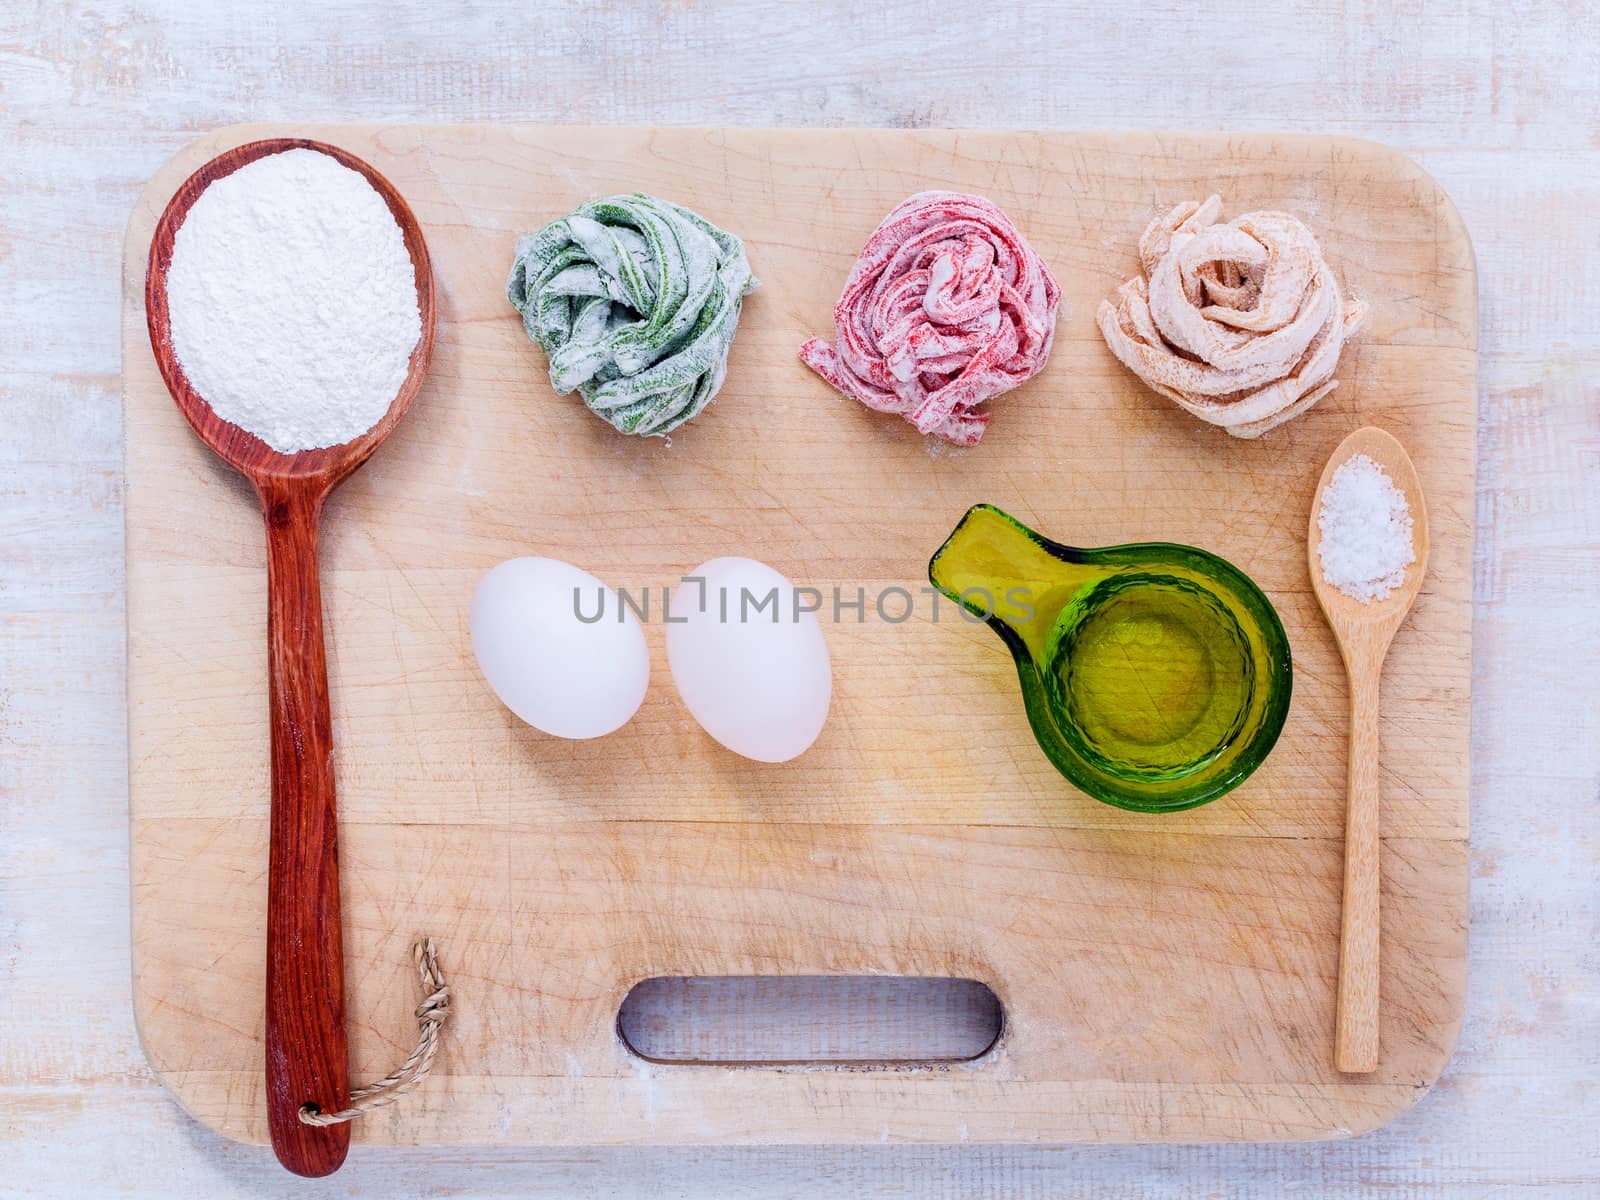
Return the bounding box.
[1,2,1595,1195]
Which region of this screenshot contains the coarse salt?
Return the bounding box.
[164,148,421,453]
[1317,453,1415,603]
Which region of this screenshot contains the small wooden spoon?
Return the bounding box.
[144,138,435,1176]
[1307,426,1430,1074]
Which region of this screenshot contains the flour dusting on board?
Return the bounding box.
[164,148,421,453]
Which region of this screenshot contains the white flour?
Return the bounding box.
[164,148,422,453]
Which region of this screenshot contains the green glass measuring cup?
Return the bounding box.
[928,504,1292,813]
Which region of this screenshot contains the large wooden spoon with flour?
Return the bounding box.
[144,138,435,1177]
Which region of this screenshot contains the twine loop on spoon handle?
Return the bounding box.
[299,938,451,1126]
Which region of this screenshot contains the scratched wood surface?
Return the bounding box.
[122,125,1473,1148]
[3,1,1596,1196]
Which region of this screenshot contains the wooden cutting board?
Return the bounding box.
[123,125,1474,1146]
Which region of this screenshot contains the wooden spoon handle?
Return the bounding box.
[1336,659,1382,1073]
[260,480,351,1175]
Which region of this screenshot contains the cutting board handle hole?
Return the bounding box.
[617,976,1002,1065]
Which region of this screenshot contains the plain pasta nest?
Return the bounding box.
[1097,195,1365,438]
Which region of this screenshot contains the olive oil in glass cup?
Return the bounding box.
[928,504,1292,812]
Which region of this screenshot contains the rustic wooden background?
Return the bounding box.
[2,1,1595,1196]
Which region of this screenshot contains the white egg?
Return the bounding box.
[666,557,832,763]
[469,557,648,739]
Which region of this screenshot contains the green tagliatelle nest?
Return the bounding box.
[507,193,758,436]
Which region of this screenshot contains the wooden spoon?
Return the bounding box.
[1307,426,1430,1074]
[144,138,435,1176]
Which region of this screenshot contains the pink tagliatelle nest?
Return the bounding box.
[799,191,1061,446]
[1096,196,1367,438]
